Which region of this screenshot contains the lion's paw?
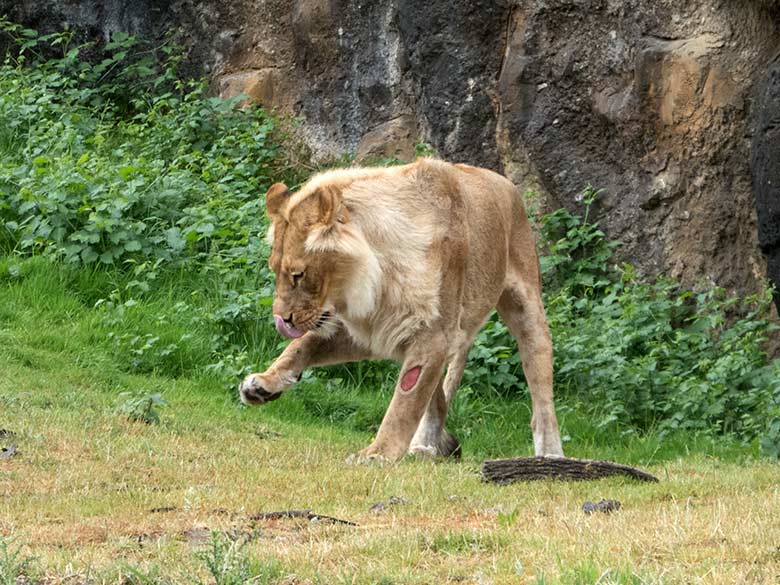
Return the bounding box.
[408,444,438,459]
[345,443,405,466]
[409,431,461,460]
[238,374,283,406]
[344,452,390,466]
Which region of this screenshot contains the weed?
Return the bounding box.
[0,20,288,367]
[117,390,168,424]
[195,532,282,585]
[414,142,438,158]
[122,565,170,585]
[539,185,618,295]
[497,508,519,528]
[557,560,650,585]
[0,536,35,585]
[421,531,505,555]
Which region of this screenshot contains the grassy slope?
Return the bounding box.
[1,257,779,584]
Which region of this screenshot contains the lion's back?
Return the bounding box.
[406,159,525,320]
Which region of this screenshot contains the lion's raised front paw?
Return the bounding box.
[238,374,283,406]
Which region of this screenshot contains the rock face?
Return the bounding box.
[753,54,780,311]
[3,0,780,297]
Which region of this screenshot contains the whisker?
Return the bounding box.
[314,311,333,329]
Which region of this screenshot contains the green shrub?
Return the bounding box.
[0,19,289,289]
[0,20,289,382]
[539,185,618,295]
[464,192,780,456]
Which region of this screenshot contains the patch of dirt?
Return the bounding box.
[181,526,212,546]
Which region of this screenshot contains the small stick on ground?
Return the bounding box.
[482,456,658,484]
[249,509,358,526]
[0,445,18,460]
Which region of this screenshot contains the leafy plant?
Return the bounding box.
[759,385,780,459]
[539,185,618,295]
[0,19,291,282]
[195,532,281,585]
[0,21,290,380]
[497,508,519,528]
[117,390,168,424]
[414,142,438,158]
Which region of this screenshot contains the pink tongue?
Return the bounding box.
[274,315,304,339]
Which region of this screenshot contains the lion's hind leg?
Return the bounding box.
[408,378,461,459]
[496,281,564,457]
[408,344,469,459]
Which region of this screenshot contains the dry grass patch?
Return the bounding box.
[2,369,779,584]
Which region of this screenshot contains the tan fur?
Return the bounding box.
[239,158,564,461]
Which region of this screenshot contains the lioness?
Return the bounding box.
[239,158,564,462]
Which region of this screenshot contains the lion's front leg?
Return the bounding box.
[239,362,299,406]
[239,327,369,406]
[349,333,447,463]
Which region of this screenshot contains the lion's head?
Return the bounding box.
[264,181,380,339]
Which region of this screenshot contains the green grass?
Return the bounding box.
[2,256,779,584]
[0,255,755,465]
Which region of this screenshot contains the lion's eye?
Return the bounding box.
[291,271,304,287]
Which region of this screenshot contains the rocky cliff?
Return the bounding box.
[4,0,780,300]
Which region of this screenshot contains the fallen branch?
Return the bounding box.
[482,456,658,484]
[249,509,358,526]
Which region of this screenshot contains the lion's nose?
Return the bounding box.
[284,314,295,326]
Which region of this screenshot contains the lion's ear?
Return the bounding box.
[317,185,348,226]
[265,182,290,218]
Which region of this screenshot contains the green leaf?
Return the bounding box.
[81,248,98,264]
[195,223,215,236]
[165,227,185,251]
